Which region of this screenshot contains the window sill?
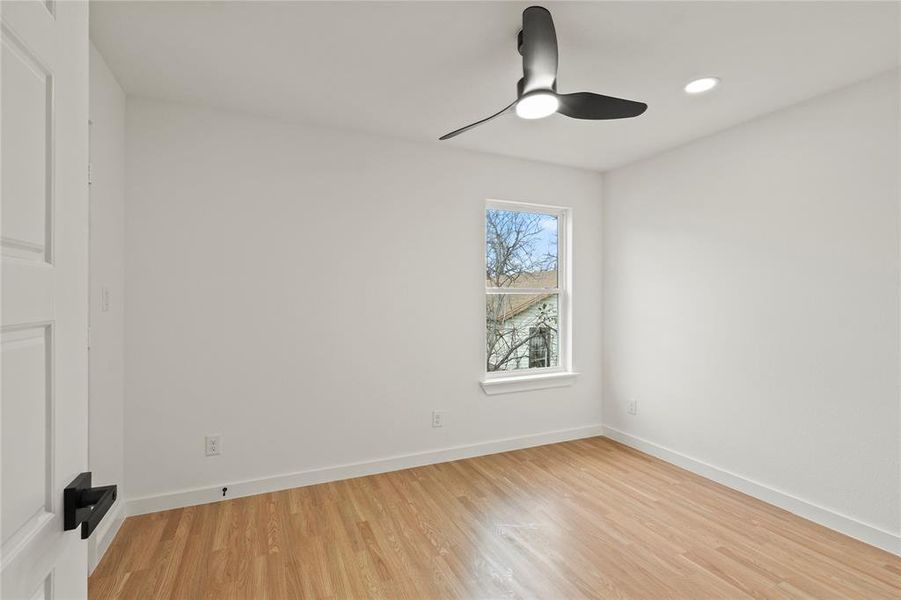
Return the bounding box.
[480,371,579,395]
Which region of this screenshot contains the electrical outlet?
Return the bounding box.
[101,286,111,312]
[205,435,222,456]
[627,400,638,416]
[432,410,446,428]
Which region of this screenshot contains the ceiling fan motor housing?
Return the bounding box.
[517,77,556,98]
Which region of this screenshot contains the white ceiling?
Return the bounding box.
[90,1,899,172]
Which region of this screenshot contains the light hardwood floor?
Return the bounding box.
[89,437,901,599]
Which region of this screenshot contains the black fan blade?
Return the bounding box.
[439,101,516,140]
[556,92,647,120]
[520,6,557,94]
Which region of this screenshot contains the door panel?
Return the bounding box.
[1,325,52,547]
[1,1,90,598]
[1,22,50,262]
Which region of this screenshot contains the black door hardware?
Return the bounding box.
[64,472,117,539]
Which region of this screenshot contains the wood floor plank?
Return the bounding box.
[89,437,901,599]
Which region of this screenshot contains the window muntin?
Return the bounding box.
[485,202,567,376]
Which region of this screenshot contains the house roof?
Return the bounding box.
[486,270,557,290]
[487,271,557,321]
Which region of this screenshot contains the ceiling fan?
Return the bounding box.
[439,6,647,140]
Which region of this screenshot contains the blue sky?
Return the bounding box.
[536,213,558,261]
[486,208,558,266]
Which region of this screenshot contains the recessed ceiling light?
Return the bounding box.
[515,92,559,119]
[684,77,720,95]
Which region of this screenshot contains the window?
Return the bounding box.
[528,326,551,368]
[484,200,571,388]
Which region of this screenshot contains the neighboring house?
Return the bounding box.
[486,271,559,371]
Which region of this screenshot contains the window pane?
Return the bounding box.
[486,293,559,372]
[486,208,557,288]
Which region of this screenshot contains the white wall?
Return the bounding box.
[602,71,900,552]
[124,98,603,509]
[88,44,126,568]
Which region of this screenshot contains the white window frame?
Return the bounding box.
[481,199,578,395]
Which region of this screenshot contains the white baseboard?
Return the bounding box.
[88,498,125,574]
[602,426,901,556]
[126,424,604,516]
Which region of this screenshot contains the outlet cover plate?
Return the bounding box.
[205,435,221,456]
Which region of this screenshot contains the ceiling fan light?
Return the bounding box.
[515,93,559,119]
[684,77,720,94]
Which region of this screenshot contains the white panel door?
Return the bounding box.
[1,1,90,598]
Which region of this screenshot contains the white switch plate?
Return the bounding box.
[205,435,222,456]
[432,410,446,428]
